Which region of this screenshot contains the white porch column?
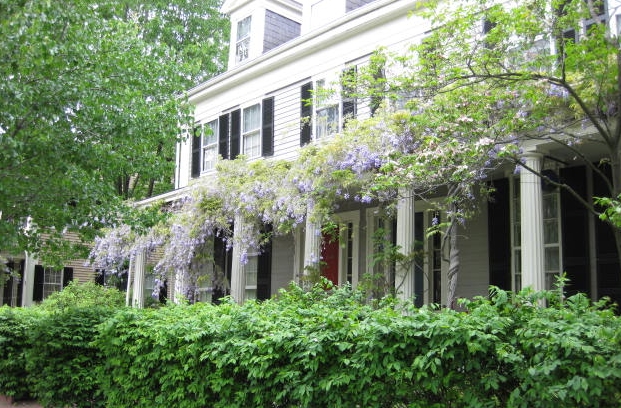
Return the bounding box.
[520,152,545,292]
[302,204,322,286]
[230,214,246,304]
[21,252,36,307]
[395,188,416,302]
[131,250,146,308]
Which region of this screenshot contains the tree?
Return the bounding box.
[0,0,228,263]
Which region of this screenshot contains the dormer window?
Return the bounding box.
[236,16,252,63]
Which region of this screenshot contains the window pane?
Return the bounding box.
[203,146,217,171]
[545,247,560,272]
[246,256,258,286]
[543,193,558,219]
[236,38,250,62]
[243,131,260,158]
[204,120,218,145]
[243,104,260,132]
[237,16,251,40]
[316,105,339,138]
[545,272,558,291]
[544,220,558,244]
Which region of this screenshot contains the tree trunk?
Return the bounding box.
[445,211,460,309]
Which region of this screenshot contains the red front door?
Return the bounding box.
[321,231,339,285]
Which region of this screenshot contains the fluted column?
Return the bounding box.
[395,188,416,302]
[230,214,246,304]
[131,250,146,308]
[303,202,322,287]
[520,152,545,292]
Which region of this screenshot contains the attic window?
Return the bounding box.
[236,16,251,63]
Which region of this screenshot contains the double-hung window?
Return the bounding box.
[242,104,261,158]
[42,268,63,299]
[202,120,218,171]
[33,265,73,302]
[236,16,251,63]
[315,79,340,139]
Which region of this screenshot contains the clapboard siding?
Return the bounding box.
[270,234,296,296]
[456,201,491,300]
[273,83,305,161]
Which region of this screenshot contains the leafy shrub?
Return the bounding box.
[95,284,621,408]
[2,283,617,407]
[26,306,116,408]
[0,306,44,400]
[38,280,125,311]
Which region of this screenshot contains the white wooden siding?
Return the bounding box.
[270,234,296,295]
[455,201,491,300]
[272,81,305,161]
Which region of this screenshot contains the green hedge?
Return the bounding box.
[94,286,621,408]
[0,282,125,406]
[0,306,43,400]
[1,285,620,407]
[26,306,116,408]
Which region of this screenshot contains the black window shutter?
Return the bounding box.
[95,269,105,285]
[17,260,24,306]
[218,114,229,159]
[560,166,590,297]
[487,178,511,291]
[62,267,73,288]
[230,109,241,160]
[262,97,274,157]
[341,67,357,126]
[3,261,14,305]
[191,126,201,178]
[342,99,356,126]
[300,82,313,146]
[33,265,44,302]
[257,226,272,300]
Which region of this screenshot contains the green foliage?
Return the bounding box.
[0,307,44,400]
[38,280,126,312]
[0,0,228,260]
[595,195,621,228]
[26,307,116,408]
[0,285,619,406]
[93,284,621,407]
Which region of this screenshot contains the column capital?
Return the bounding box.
[521,151,543,161]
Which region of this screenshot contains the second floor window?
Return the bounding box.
[236,16,251,63]
[243,104,261,158]
[203,120,218,171]
[314,79,340,139]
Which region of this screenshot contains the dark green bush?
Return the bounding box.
[2,283,619,407]
[0,306,43,400]
[26,306,117,408]
[94,285,621,408]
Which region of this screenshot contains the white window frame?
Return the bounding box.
[334,210,360,288]
[202,120,218,172]
[42,267,63,299]
[242,103,261,159]
[236,16,252,63]
[365,208,394,283]
[244,253,259,300]
[314,78,340,140]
